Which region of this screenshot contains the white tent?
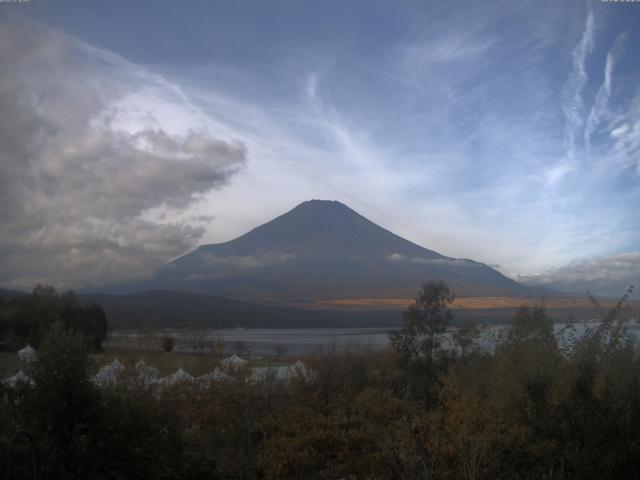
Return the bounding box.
[3,370,34,388]
[111,358,124,371]
[249,360,314,384]
[93,358,125,387]
[135,359,159,386]
[160,367,194,387]
[249,366,292,383]
[196,368,232,386]
[18,345,37,363]
[290,360,313,380]
[220,354,248,369]
[135,358,149,371]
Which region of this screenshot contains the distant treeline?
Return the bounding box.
[81,290,404,329]
[1,285,605,331]
[0,285,108,352]
[71,290,595,330]
[2,281,640,479]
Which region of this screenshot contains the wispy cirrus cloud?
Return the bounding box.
[562,7,595,163]
[585,31,628,153]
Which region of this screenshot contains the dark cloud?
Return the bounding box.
[516,252,640,297]
[0,19,247,289]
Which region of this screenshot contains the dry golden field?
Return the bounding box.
[309,296,627,311]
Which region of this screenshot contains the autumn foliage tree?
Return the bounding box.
[160,335,176,353]
[389,280,455,403]
[0,285,108,351]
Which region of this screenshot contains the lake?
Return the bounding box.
[107,327,392,355]
[107,320,640,356]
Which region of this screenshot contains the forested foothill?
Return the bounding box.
[0,285,108,353]
[2,281,640,479]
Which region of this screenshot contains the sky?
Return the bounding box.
[0,0,639,296]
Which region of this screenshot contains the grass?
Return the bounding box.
[310,296,627,310]
[0,353,20,379]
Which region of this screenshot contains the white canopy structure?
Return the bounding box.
[111,358,124,371]
[3,370,34,388]
[135,359,160,386]
[159,367,194,387]
[249,360,314,384]
[93,358,125,387]
[135,358,149,371]
[18,345,37,363]
[196,368,232,386]
[220,354,248,369]
[290,360,313,380]
[249,366,292,383]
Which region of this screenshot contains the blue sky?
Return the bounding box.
[1,0,639,294]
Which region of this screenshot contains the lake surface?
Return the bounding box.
[107,321,640,356]
[108,327,392,355]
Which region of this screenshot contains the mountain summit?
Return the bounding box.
[190,199,445,259]
[148,200,530,302]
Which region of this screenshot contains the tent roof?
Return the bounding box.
[18,345,37,362]
[4,370,33,387]
[221,354,248,367]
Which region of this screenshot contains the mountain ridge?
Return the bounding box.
[140,199,535,302]
[184,200,445,260]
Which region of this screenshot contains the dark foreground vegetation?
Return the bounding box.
[0,285,108,352]
[2,281,640,479]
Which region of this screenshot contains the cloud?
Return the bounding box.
[197,253,295,270]
[515,252,640,297]
[584,32,628,152]
[562,7,595,162]
[401,29,496,67]
[0,19,246,289]
[609,96,640,172]
[387,253,470,267]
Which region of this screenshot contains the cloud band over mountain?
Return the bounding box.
[516,252,640,297]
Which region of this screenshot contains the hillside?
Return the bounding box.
[105,200,536,303]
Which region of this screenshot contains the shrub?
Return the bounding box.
[160,335,176,353]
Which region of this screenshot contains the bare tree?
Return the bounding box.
[273,344,288,359]
[186,324,208,354]
[233,340,247,356]
[211,330,226,355]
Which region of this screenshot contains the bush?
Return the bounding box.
[160,335,176,353]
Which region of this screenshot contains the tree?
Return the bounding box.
[273,344,288,359]
[0,286,108,351]
[186,324,208,354]
[389,280,455,402]
[211,330,226,355]
[452,319,482,359]
[233,340,247,356]
[6,324,183,479]
[13,324,103,477]
[160,335,176,353]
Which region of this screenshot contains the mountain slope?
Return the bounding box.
[0,288,28,300]
[146,200,531,302]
